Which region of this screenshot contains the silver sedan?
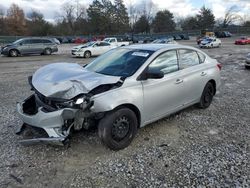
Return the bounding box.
[17,44,221,150]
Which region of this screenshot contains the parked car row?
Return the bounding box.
[133,34,189,44]
[215,31,232,38]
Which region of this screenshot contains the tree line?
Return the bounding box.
[0,0,249,36]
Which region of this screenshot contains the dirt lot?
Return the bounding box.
[0,38,249,188]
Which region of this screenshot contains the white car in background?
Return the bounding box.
[199,37,221,48]
[71,41,115,58]
[103,37,130,47]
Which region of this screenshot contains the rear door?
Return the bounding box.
[142,50,187,122]
[177,49,208,104]
[29,39,44,54]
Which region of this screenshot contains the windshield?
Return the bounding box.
[12,39,24,44]
[86,48,154,77]
[103,38,110,42]
[82,41,95,47]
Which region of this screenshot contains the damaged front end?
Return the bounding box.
[16,63,123,146]
[16,91,94,146]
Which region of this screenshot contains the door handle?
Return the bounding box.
[201,71,207,76]
[175,79,183,84]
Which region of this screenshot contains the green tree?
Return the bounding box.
[197,6,215,29]
[243,21,250,27]
[87,0,107,34]
[152,10,175,33]
[134,15,150,33]
[26,10,53,36]
[113,0,129,34]
[181,16,199,30]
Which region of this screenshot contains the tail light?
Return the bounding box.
[217,63,222,71]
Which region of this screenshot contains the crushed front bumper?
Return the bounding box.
[16,95,78,145]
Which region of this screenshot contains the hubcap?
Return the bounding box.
[85,52,90,58]
[11,50,17,56]
[111,116,130,141]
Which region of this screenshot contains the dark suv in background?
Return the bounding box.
[1,37,58,57]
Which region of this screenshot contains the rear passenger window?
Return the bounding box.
[42,39,52,44]
[149,50,178,74]
[178,49,200,69]
[99,42,110,46]
[197,52,206,63]
[31,39,42,44]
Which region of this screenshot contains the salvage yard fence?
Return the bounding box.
[1,26,250,46]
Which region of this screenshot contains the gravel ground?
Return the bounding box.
[0,38,249,188]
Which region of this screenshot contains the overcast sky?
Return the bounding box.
[0,0,249,22]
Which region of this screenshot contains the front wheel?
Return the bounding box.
[245,65,250,69]
[9,49,18,57]
[198,82,215,109]
[84,51,91,58]
[98,108,138,150]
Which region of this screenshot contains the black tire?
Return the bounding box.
[198,82,215,109]
[245,65,250,69]
[9,49,18,57]
[98,108,138,150]
[84,51,91,58]
[44,48,52,55]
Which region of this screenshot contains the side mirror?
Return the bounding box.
[19,43,23,46]
[139,68,164,80]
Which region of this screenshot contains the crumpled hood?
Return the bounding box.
[32,63,121,99]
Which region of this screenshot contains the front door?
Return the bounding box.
[142,50,186,123]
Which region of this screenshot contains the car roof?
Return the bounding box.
[123,44,198,52]
[19,37,53,41]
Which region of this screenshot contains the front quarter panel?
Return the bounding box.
[90,80,143,121]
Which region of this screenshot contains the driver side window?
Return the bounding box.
[148,50,178,74]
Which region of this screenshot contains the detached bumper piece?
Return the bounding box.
[16,94,78,146]
[16,124,67,146]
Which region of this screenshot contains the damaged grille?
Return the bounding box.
[35,92,70,112]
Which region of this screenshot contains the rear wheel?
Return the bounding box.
[98,108,138,150]
[84,51,91,58]
[198,82,215,109]
[44,48,52,55]
[9,49,18,57]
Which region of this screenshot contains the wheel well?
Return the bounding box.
[114,104,141,128]
[85,50,91,55]
[208,79,216,95]
[9,49,20,55]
